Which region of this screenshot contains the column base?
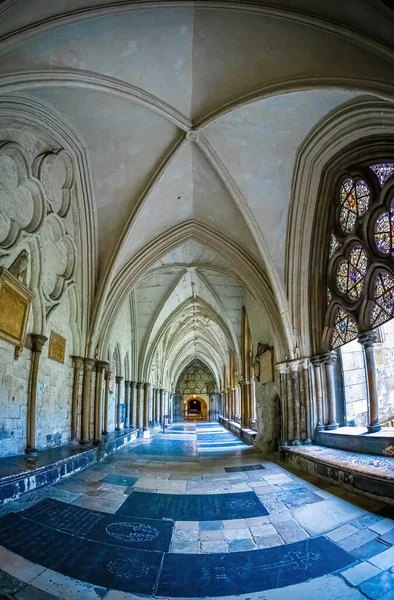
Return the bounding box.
[79,439,90,446]
[25,447,38,459]
[315,424,325,432]
[115,427,121,432]
[326,422,339,430]
[93,439,102,446]
[142,428,151,439]
[304,438,312,445]
[137,428,144,437]
[102,430,108,435]
[292,439,301,446]
[367,423,382,433]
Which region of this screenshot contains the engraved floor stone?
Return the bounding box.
[117,490,268,520]
[292,498,367,535]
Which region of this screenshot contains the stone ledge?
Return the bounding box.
[0,428,138,505]
[314,426,394,456]
[219,416,257,445]
[281,444,394,503]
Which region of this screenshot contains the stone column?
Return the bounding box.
[301,360,312,444]
[143,382,151,437]
[25,334,47,457]
[241,381,251,429]
[94,361,107,445]
[277,364,289,445]
[102,368,111,434]
[130,381,137,428]
[359,331,381,432]
[124,380,131,427]
[322,351,338,430]
[290,362,301,445]
[285,366,294,443]
[80,357,95,445]
[312,357,325,432]
[154,388,159,424]
[115,375,123,431]
[136,382,143,430]
[70,355,84,441]
[159,388,165,423]
[231,387,237,421]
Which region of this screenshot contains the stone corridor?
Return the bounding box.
[0,424,393,599]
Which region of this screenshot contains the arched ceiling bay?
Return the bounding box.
[2,1,394,363]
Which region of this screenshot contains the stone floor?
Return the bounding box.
[0,423,393,599]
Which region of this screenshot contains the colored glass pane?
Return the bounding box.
[331,307,358,349]
[336,244,368,300]
[339,178,370,233]
[370,163,394,187]
[370,271,394,328]
[374,198,394,256]
[327,287,332,305]
[329,233,340,258]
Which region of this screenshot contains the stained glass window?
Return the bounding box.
[336,244,368,299]
[370,164,394,187]
[339,178,370,233]
[327,287,332,305]
[329,233,340,258]
[331,307,358,348]
[374,198,394,256]
[370,271,394,328]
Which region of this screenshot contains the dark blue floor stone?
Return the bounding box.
[20,498,173,552]
[132,440,198,458]
[351,538,390,560]
[157,536,355,597]
[117,491,268,520]
[102,474,138,487]
[359,570,394,599]
[242,464,266,471]
[197,434,238,442]
[199,442,243,447]
[278,487,324,509]
[0,512,161,595]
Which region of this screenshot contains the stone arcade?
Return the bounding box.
[1,2,394,599]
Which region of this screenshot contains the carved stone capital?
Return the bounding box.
[95,360,108,373]
[144,382,151,389]
[311,355,324,367]
[30,334,47,353]
[125,380,132,388]
[83,357,96,371]
[105,369,112,381]
[358,331,378,348]
[137,382,144,389]
[71,355,84,369]
[322,351,337,366]
[275,362,289,375]
[115,375,124,383]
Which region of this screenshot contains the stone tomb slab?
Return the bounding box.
[21,498,173,552]
[131,440,198,458]
[0,512,161,595]
[292,498,367,536]
[117,491,268,521]
[225,464,266,473]
[102,474,138,487]
[157,535,355,597]
[278,487,325,509]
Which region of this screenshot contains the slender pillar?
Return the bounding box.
[290,362,301,445]
[25,334,47,457]
[115,375,123,431]
[302,360,312,444]
[241,381,251,429]
[286,367,294,443]
[124,380,131,427]
[136,382,144,429]
[359,331,381,432]
[94,361,107,445]
[80,357,95,445]
[70,355,84,441]
[159,388,165,423]
[277,364,288,445]
[130,381,137,427]
[153,388,159,424]
[102,368,111,434]
[143,382,151,437]
[312,357,325,432]
[322,351,339,430]
[231,387,236,420]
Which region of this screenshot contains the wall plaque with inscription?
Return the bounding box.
[0,267,33,358]
[48,330,66,363]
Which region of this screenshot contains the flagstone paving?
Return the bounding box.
[0,422,392,599]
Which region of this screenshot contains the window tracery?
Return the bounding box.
[326,163,394,349]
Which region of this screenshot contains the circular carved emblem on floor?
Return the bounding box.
[225,498,256,510]
[107,557,150,579]
[106,521,160,542]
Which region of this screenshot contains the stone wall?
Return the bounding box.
[254,381,281,453]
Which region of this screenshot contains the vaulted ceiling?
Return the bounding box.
[2,0,394,380]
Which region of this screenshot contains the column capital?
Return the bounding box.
[95,360,108,372]
[275,361,289,374]
[105,368,112,381]
[321,351,337,366]
[115,375,124,383]
[71,355,84,368]
[83,357,96,370]
[125,380,132,388]
[137,381,144,389]
[144,382,151,389]
[130,381,136,388]
[30,334,48,353]
[311,355,325,366]
[358,331,378,347]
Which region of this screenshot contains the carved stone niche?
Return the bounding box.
[254,343,274,384]
[0,266,34,359]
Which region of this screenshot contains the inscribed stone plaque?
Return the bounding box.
[260,349,274,384]
[0,267,33,357]
[48,330,66,363]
